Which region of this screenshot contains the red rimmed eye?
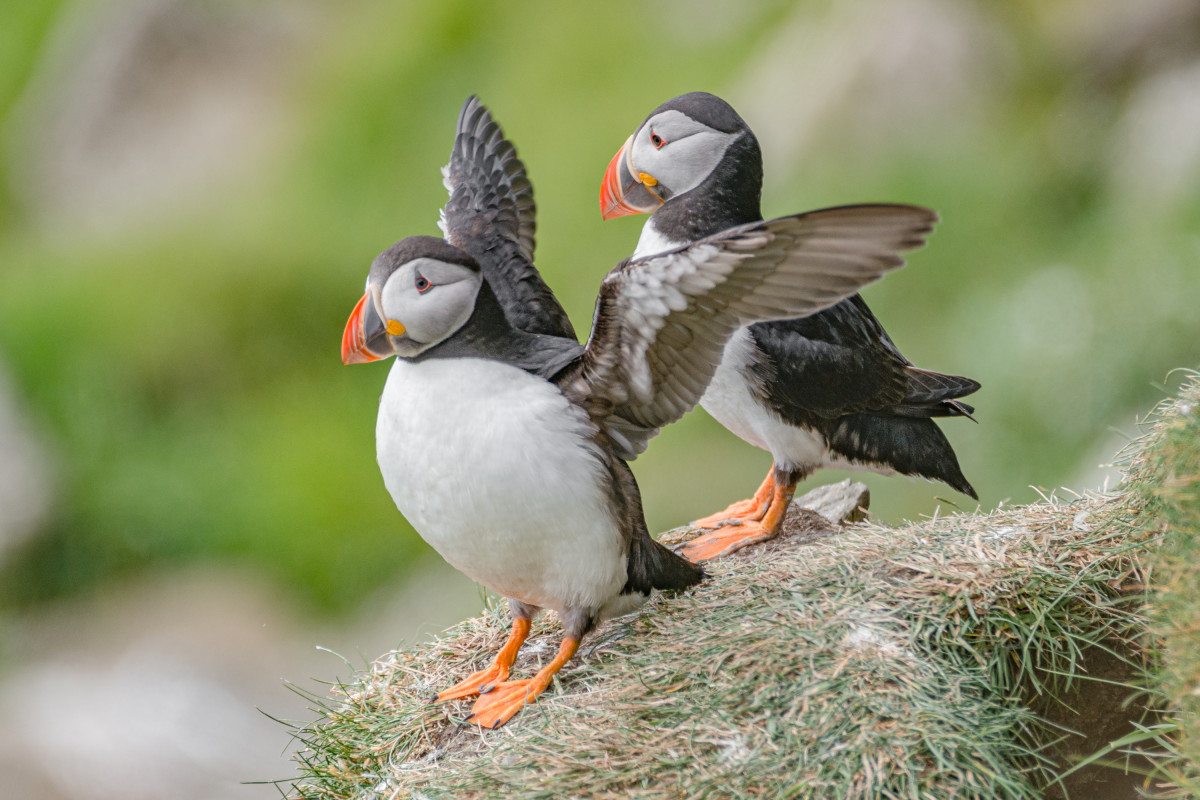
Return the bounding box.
[415,274,432,293]
[650,132,665,149]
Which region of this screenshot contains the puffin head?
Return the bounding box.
[341,235,483,364]
[600,91,759,220]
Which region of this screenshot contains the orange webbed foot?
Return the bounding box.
[467,677,549,728]
[680,478,796,562]
[690,468,774,530]
[690,498,760,529]
[433,662,511,703]
[430,617,530,703]
[679,518,778,561]
[466,636,580,729]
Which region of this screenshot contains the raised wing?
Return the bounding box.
[438,96,576,340]
[560,204,938,458]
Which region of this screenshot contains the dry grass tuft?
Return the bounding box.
[283,377,1200,800]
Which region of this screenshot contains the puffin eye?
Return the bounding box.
[414,273,432,293]
[650,132,665,149]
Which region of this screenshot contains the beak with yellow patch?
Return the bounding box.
[341,289,399,364]
[599,134,666,220]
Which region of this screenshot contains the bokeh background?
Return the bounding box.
[0,0,1197,797]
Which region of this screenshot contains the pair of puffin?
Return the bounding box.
[340,94,971,728]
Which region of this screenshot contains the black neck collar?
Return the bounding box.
[650,130,764,242]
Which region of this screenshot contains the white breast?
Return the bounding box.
[632,220,682,260]
[699,327,831,474]
[375,357,629,614]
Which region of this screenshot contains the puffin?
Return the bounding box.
[600,91,980,561]
[342,102,938,727]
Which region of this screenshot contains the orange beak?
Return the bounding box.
[599,135,663,220]
[341,292,386,364]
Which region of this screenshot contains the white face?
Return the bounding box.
[627,109,740,201]
[376,257,482,357]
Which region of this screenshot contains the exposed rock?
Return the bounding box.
[792,477,870,524]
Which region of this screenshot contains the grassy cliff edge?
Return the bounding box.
[284,375,1200,799]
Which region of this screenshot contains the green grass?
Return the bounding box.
[1122,371,1200,796]
[280,379,1200,799]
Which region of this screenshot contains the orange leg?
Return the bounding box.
[467,635,580,729]
[680,477,798,562]
[690,467,775,529]
[431,617,531,703]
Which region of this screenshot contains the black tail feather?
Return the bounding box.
[894,367,980,421]
[614,460,705,595]
[904,366,980,403]
[828,413,978,499]
[632,535,706,592]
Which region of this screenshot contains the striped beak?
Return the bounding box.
[341,290,393,364]
[600,134,664,220]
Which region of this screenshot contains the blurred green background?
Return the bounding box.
[0,1,1197,793]
[2,0,1198,615]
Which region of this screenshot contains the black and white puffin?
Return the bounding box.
[600,91,979,561]
[342,101,937,727]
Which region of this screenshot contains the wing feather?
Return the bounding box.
[560,204,938,457]
[438,96,576,340]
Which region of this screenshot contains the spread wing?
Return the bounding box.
[437,96,576,340]
[558,204,938,459]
